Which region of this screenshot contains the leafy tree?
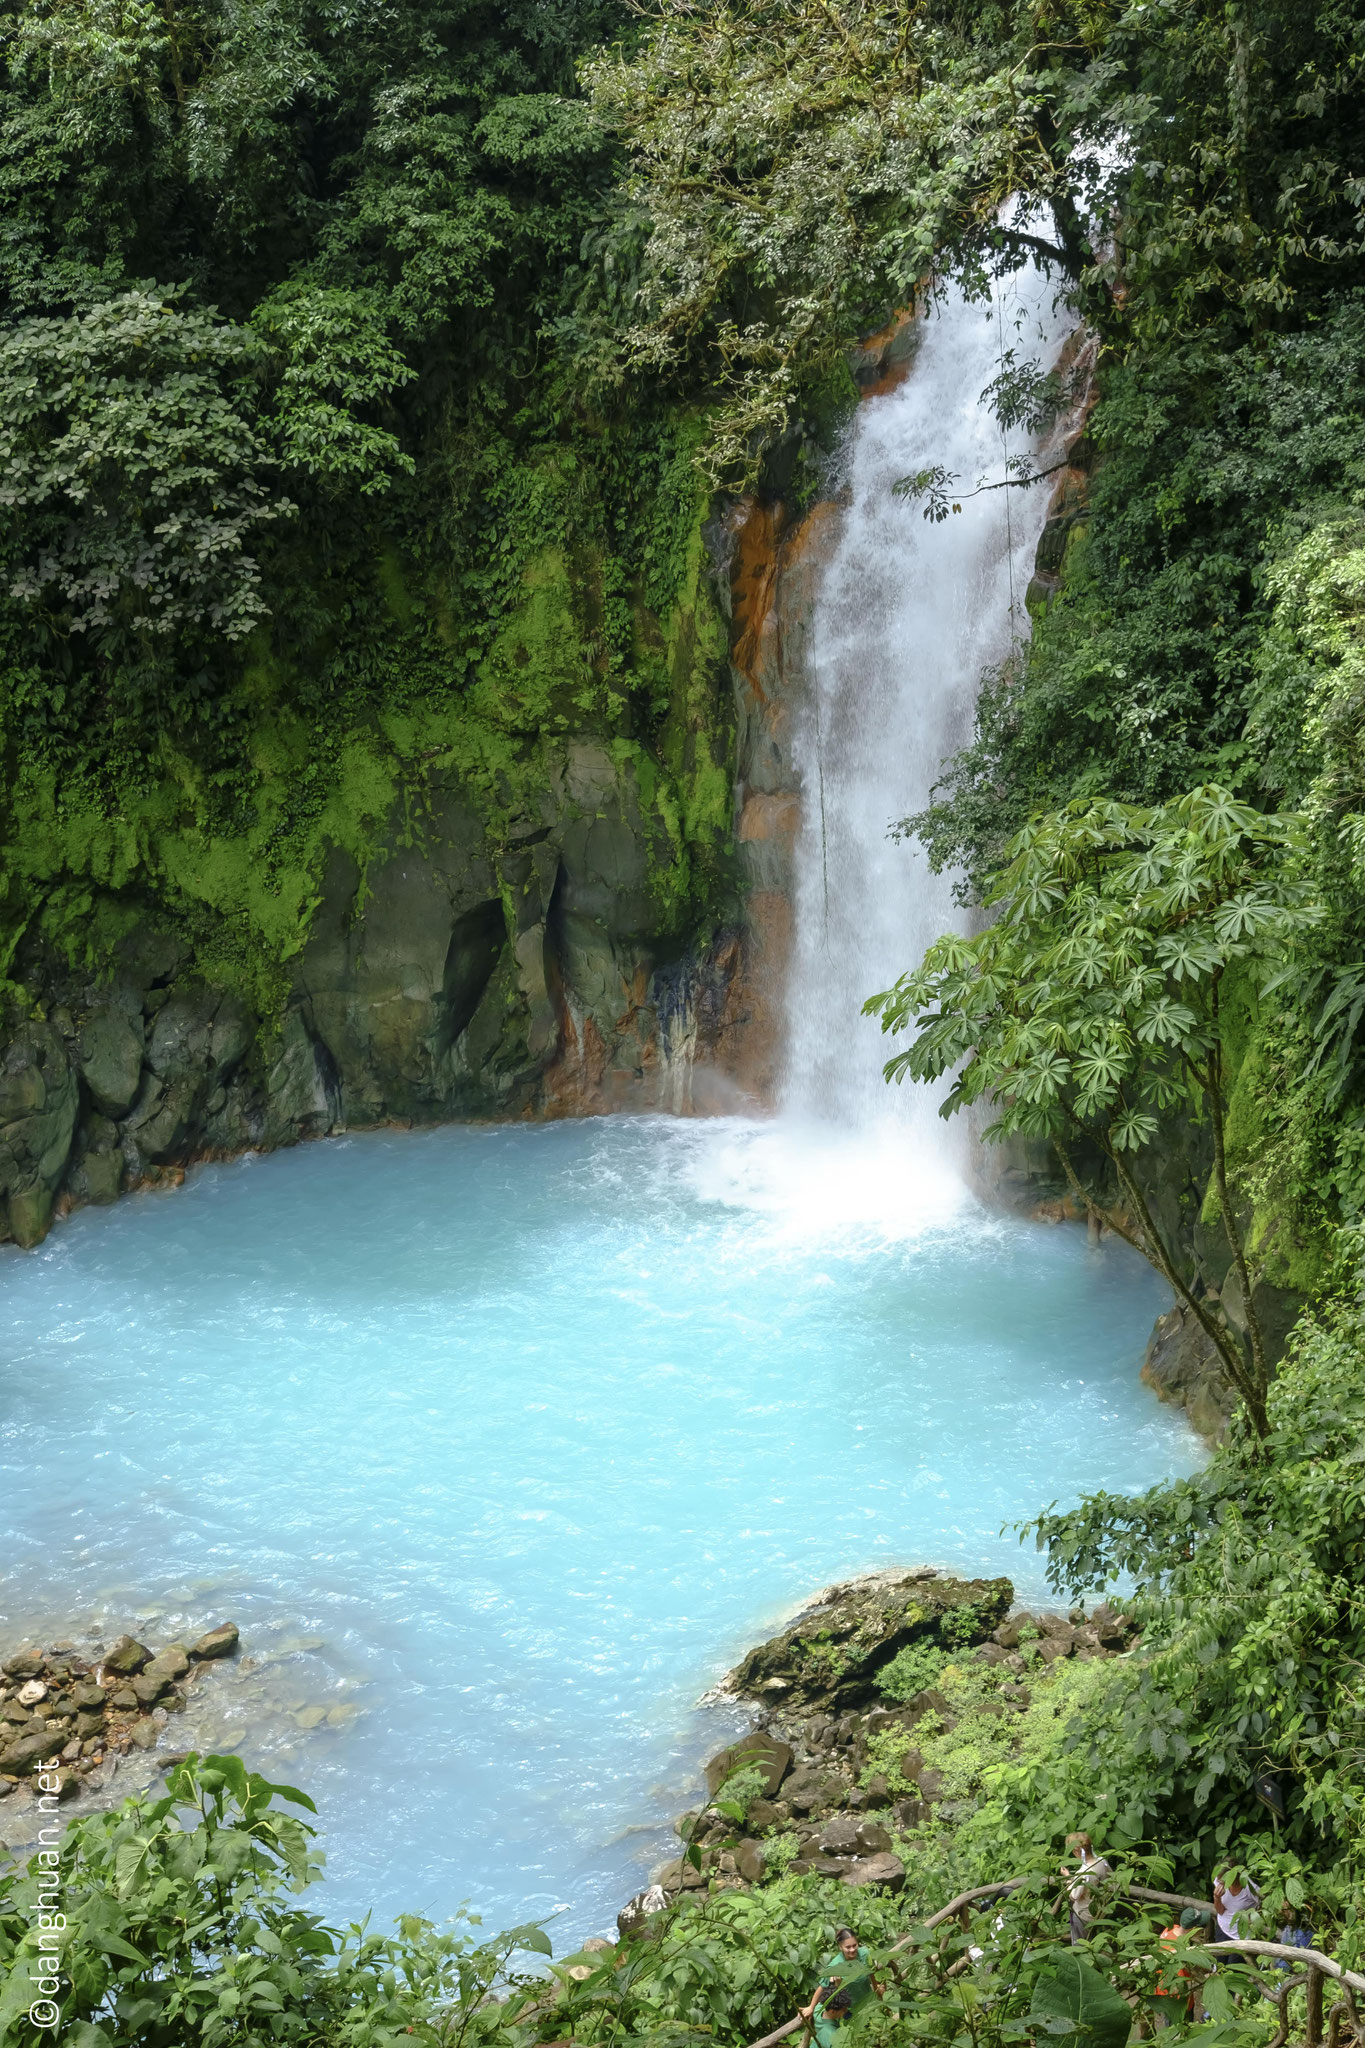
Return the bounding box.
[1015,1260,1365,1877]
[586,0,1365,480]
[0,292,291,653]
[867,787,1318,1437]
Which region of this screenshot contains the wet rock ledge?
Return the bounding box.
[620,1568,1137,1936]
[0,1624,239,1805]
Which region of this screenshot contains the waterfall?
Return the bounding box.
[782,269,1072,1157]
[683,263,1072,1232]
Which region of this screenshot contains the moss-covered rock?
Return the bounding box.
[726,1569,1014,1713]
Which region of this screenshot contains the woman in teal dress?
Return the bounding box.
[799,1928,879,2047]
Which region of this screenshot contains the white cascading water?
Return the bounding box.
[783,268,1071,1206]
[692,263,1073,1231]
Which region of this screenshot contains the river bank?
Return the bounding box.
[617,1567,1139,1937]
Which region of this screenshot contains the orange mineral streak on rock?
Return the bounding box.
[853,308,918,398]
[728,496,786,704]
[737,792,801,843]
[706,494,845,1110]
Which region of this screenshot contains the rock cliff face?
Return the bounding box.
[0,508,829,1248]
[0,742,745,1246]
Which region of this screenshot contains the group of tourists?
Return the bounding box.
[796,1840,1313,2038]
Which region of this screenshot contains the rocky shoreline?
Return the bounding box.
[4,1572,1138,1945]
[0,1625,241,1813]
[617,1566,1138,1938]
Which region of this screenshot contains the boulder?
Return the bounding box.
[817,1815,860,1856]
[103,1636,152,1676]
[144,1647,190,1684]
[109,1688,138,1711]
[746,1798,783,1833]
[855,1819,893,1855]
[841,1851,905,1892]
[132,1673,169,1706]
[16,1681,47,1707]
[898,1747,923,1782]
[618,1885,668,1940]
[726,1570,1013,1712]
[72,1683,106,1710]
[189,1624,240,1661]
[78,1007,145,1117]
[791,1856,853,1879]
[782,1767,843,1817]
[2,1650,43,1680]
[0,1022,79,1246]
[0,1729,66,1775]
[735,1840,765,1883]
[703,1730,793,1799]
[128,1720,160,1751]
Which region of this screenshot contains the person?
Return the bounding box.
[1062,1832,1113,1944]
[1153,1917,1186,2027]
[800,1927,879,2047]
[1213,1868,1260,1941]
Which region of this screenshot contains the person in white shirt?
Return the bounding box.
[1063,1832,1113,1944]
[1213,1869,1260,1940]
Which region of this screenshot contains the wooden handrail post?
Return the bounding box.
[1308,1965,1325,2048]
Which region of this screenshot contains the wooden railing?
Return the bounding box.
[746,1883,1365,2048]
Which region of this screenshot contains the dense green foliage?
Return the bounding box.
[0,1751,1296,2048]
[0,0,740,1000]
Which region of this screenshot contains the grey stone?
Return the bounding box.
[189,1623,240,1661]
[841,1851,905,1892]
[791,1855,852,1879]
[78,1008,144,1117]
[818,1814,860,1855]
[735,1839,765,1882]
[618,1885,669,1940]
[704,1730,793,1799]
[0,1729,65,1775]
[1,1650,43,1680]
[102,1636,151,1676]
[144,1647,190,1684]
[855,1819,892,1854]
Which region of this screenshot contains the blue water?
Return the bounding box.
[0,1116,1199,1941]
